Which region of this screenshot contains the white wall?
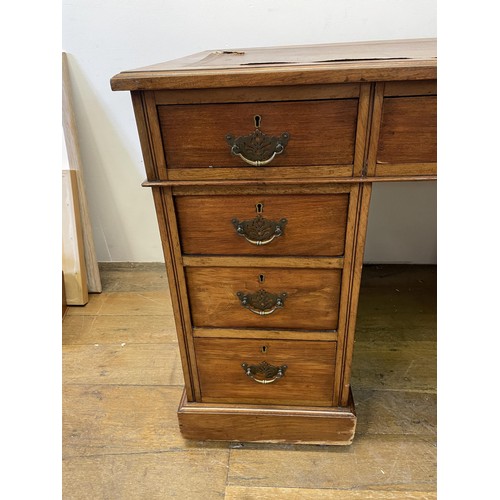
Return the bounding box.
[365,182,436,264]
[62,0,437,263]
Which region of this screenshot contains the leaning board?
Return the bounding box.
[62,52,102,293]
[62,169,88,305]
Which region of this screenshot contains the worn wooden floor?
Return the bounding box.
[62,263,436,499]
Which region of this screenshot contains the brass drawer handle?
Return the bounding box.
[225,129,290,166]
[237,289,287,315]
[241,361,287,384]
[232,214,287,246]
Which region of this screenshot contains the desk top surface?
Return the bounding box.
[111,38,436,91]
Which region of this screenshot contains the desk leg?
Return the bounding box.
[340,182,373,407]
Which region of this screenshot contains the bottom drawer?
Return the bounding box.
[195,338,336,406]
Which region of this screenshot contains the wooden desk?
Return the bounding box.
[111,38,436,445]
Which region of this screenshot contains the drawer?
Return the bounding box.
[194,337,336,406]
[158,100,358,169]
[186,267,342,330]
[377,96,437,167]
[175,193,349,256]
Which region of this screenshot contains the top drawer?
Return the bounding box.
[377,96,436,163]
[375,81,437,177]
[157,99,359,169]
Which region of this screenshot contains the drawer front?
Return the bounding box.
[377,96,437,165]
[158,100,358,168]
[186,267,342,330]
[176,193,349,256]
[195,338,336,406]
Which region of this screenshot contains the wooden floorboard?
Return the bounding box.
[224,486,437,499]
[62,263,436,499]
[226,435,436,491]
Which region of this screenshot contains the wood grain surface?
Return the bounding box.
[377,96,437,164]
[175,193,349,256]
[178,397,356,444]
[158,100,358,168]
[225,487,436,499]
[110,39,436,91]
[194,338,337,406]
[185,266,342,330]
[62,170,88,305]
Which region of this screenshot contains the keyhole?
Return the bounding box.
[258,274,265,284]
[261,345,268,354]
[254,115,261,128]
[256,202,264,214]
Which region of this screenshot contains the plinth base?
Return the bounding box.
[177,389,356,445]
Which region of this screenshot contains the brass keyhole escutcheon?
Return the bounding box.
[254,115,262,128]
[255,202,264,214]
[258,273,265,284]
[261,345,268,354]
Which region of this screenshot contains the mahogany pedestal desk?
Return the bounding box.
[111,38,437,445]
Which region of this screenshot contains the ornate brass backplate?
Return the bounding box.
[236,289,287,315]
[232,214,287,246]
[226,117,290,166]
[241,361,288,384]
